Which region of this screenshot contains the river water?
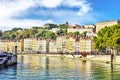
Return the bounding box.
[0,54,120,80]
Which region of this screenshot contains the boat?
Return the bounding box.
[0,52,17,68]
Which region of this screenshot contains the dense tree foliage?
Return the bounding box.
[81,31,87,37]
[36,29,56,40]
[44,24,58,29]
[58,24,68,29]
[1,27,57,40]
[56,29,67,36]
[93,24,120,52]
[0,23,85,40]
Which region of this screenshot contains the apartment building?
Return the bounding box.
[0,40,23,53]
[66,35,76,53]
[49,40,57,53]
[36,38,49,53]
[79,38,93,53]
[56,36,66,53]
[24,38,37,52]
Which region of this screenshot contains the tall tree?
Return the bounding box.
[93,24,120,52]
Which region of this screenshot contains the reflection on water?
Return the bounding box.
[0,54,120,80]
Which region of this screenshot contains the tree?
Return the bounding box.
[44,24,58,29]
[58,24,68,29]
[73,31,80,36]
[45,31,56,40]
[81,31,87,37]
[93,24,120,53]
[11,34,16,39]
[0,30,2,37]
[11,28,23,31]
[56,29,64,36]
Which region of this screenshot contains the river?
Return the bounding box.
[0,54,120,80]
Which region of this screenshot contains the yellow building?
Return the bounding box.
[1,41,9,52]
[56,36,66,53]
[15,40,24,53]
[0,40,24,53]
[66,36,76,53]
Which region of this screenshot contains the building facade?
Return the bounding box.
[67,25,94,34]
[96,20,120,33]
[49,40,57,53]
[65,36,76,53]
[36,38,49,53]
[0,40,23,53]
[79,38,93,54]
[56,36,66,53]
[24,38,37,52]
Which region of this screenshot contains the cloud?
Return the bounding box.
[35,0,92,16]
[62,0,92,16]
[34,0,63,8]
[0,0,34,18]
[0,0,96,31]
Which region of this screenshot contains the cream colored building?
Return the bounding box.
[56,36,66,53]
[36,39,49,53]
[96,20,120,33]
[79,38,93,53]
[49,40,57,53]
[15,40,24,53]
[85,39,92,52]
[0,40,24,53]
[79,39,86,53]
[24,38,37,52]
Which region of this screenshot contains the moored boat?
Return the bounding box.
[0,52,17,68]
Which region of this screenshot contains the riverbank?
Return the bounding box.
[18,53,120,65]
[79,55,120,65]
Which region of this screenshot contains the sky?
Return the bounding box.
[0,0,120,31]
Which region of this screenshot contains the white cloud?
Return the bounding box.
[0,0,34,18]
[35,0,63,8]
[0,0,95,31]
[62,0,92,16]
[35,0,92,16]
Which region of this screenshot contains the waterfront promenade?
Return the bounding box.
[18,53,120,65]
[58,54,120,65]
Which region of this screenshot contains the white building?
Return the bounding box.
[36,39,49,53]
[67,25,94,34]
[24,38,37,52]
[49,40,57,53]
